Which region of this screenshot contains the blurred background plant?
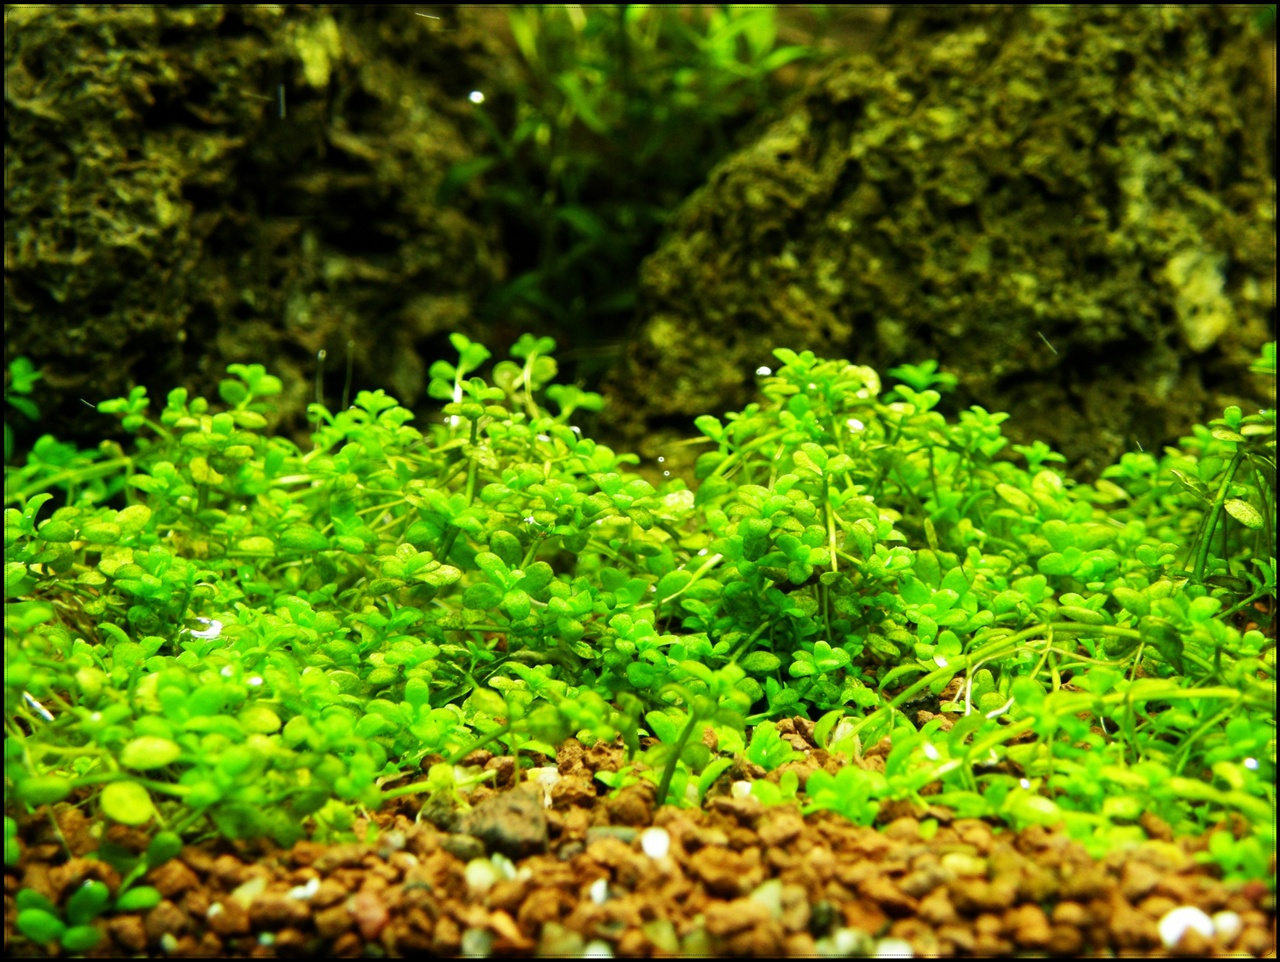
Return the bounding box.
[443,5,848,377]
[4,357,42,465]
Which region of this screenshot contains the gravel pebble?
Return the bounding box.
[7,735,1273,959]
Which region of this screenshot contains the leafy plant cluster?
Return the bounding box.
[449,5,817,354]
[7,815,168,953]
[4,337,1275,903]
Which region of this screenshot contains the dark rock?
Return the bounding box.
[459,786,549,859]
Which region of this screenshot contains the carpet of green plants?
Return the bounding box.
[4,337,1276,919]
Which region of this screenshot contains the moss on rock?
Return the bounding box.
[5,6,510,450]
[604,6,1275,479]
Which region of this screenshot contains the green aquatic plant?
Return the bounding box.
[4,356,42,465]
[3,335,1275,892]
[14,874,162,954]
[448,5,818,355]
[742,719,799,772]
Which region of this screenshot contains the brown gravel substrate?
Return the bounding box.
[5,722,1276,958]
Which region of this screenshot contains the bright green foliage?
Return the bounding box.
[4,815,19,867]
[3,337,1275,889]
[13,875,161,953]
[744,721,799,772]
[16,884,104,952]
[804,764,885,826]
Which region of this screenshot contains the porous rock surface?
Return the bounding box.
[604,7,1275,479]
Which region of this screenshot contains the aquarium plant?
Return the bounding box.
[4,335,1275,931]
[448,5,817,356]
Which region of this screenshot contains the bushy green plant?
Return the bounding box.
[3,335,1274,891]
[4,356,132,509]
[14,872,162,954]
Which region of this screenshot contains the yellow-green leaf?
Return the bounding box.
[120,736,181,770]
[101,782,155,825]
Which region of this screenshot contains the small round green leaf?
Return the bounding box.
[236,535,276,555]
[5,561,32,595]
[489,529,522,567]
[16,908,64,945]
[115,504,153,533]
[739,651,782,673]
[146,831,184,869]
[279,525,330,551]
[218,380,248,405]
[230,410,268,430]
[36,519,76,543]
[79,522,122,544]
[115,886,163,912]
[120,736,181,770]
[404,676,431,710]
[65,879,111,925]
[18,775,73,805]
[61,923,104,951]
[462,583,504,610]
[16,888,55,912]
[101,781,155,825]
[1224,499,1263,529]
[1112,586,1149,617]
[502,588,531,620]
[186,780,222,808]
[1058,605,1108,626]
[239,705,281,734]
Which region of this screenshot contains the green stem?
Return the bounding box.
[655,711,700,808]
[1191,451,1244,583]
[445,722,513,767]
[4,457,135,507]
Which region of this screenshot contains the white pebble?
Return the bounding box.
[582,939,614,958]
[640,827,670,859]
[875,937,915,957]
[589,876,609,904]
[491,852,517,880]
[378,829,406,853]
[1212,910,1242,945]
[230,875,266,908]
[465,857,499,894]
[1159,906,1214,949]
[819,928,873,956]
[461,927,494,956]
[749,878,783,919]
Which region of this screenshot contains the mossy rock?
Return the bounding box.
[5,6,511,450]
[604,7,1275,479]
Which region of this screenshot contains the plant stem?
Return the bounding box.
[1191,451,1243,583]
[655,711,699,808]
